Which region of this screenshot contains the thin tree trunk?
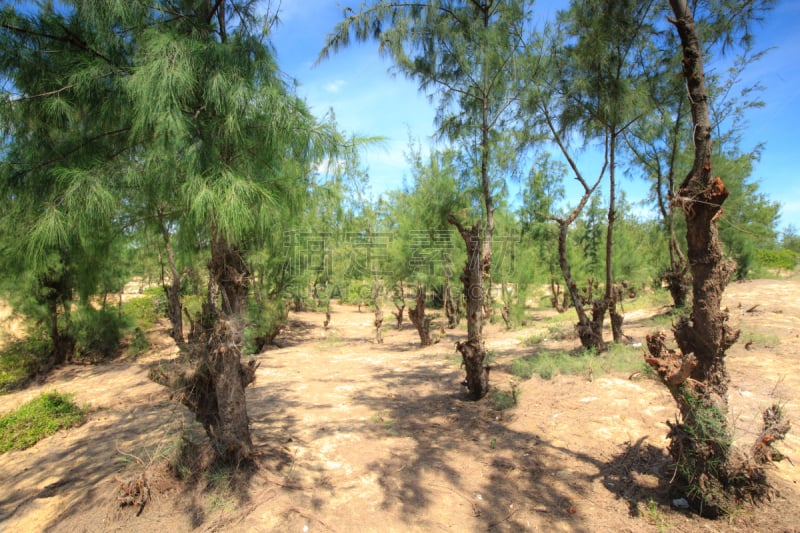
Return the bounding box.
[392,280,406,329]
[542,102,607,352]
[372,268,383,344]
[606,132,624,343]
[49,300,67,366]
[661,96,690,307]
[500,280,512,330]
[42,273,75,367]
[550,277,570,313]
[443,263,459,328]
[158,211,184,344]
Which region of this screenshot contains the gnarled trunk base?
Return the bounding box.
[409,287,433,347]
[456,340,489,400]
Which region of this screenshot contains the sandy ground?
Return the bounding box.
[0,279,798,532]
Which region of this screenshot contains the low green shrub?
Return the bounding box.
[0,332,50,392]
[121,288,164,331]
[73,306,126,360]
[245,298,288,354]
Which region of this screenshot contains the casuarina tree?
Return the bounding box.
[644,0,788,516]
[321,0,532,399]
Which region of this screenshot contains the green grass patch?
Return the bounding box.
[624,288,672,311]
[490,381,520,411]
[0,392,86,452]
[641,307,689,330]
[120,288,165,331]
[521,333,545,347]
[739,329,781,347]
[510,343,647,381]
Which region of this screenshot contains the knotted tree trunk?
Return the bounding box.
[447,216,490,400]
[151,235,257,465]
[408,284,433,347]
[644,1,789,516]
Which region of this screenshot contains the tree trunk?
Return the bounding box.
[661,76,690,309]
[644,1,788,516]
[605,132,624,343]
[372,269,383,344]
[408,284,433,347]
[500,281,512,330]
[550,277,570,313]
[157,235,257,465]
[443,263,459,328]
[158,212,184,344]
[483,273,495,324]
[49,301,74,366]
[541,103,607,352]
[393,301,405,329]
[41,273,75,367]
[447,216,490,400]
[609,286,625,342]
[664,259,690,308]
[558,223,606,351]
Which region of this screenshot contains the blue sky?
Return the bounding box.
[270,0,799,233]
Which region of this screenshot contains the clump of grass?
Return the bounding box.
[0,392,86,452]
[521,333,545,347]
[370,411,397,435]
[511,344,648,381]
[547,323,576,341]
[643,498,670,532]
[126,327,150,357]
[738,329,781,347]
[490,380,520,410]
[625,288,672,311]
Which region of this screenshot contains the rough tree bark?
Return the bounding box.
[447,216,489,400]
[408,284,433,347]
[443,262,459,328]
[152,235,258,465]
[392,280,405,329]
[644,1,789,516]
[549,277,570,313]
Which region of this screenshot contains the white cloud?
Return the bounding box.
[324,79,346,93]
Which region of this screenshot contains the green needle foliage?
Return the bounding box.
[1,1,340,464]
